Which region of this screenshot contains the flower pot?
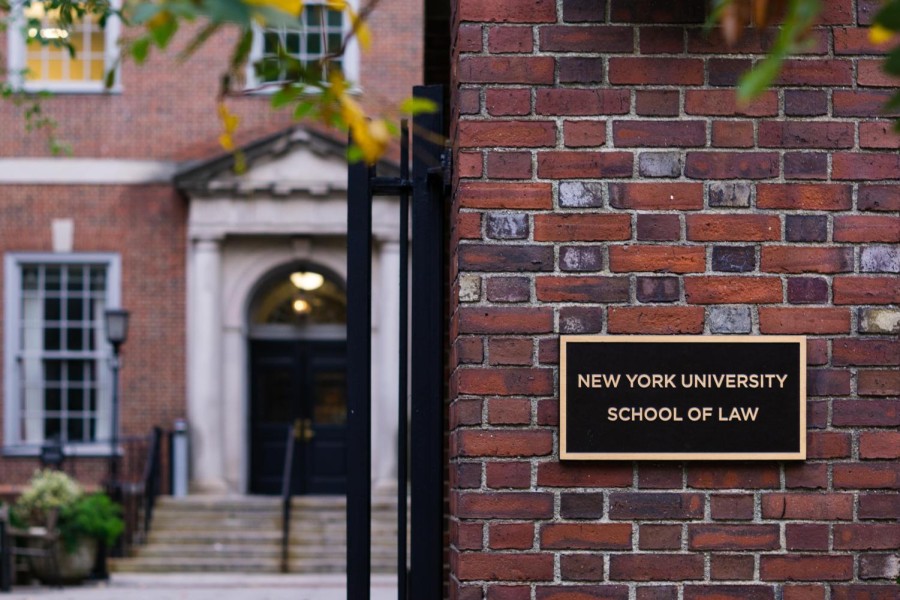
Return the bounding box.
[28,536,98,584]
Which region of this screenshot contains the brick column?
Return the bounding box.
[448,1,900,598]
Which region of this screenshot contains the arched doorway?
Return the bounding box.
[247,262,348,495]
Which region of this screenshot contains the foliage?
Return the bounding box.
[13,469,123,554]
[710,0,900,128]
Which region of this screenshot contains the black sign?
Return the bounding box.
[561,336,806,460]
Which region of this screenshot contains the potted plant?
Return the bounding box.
[13,470,124,584]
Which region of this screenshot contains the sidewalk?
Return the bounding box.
[2,573,399,599]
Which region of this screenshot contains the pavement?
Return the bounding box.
[1,573,399,599]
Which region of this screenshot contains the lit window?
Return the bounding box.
[7,0,121,92]
[247,1,359,89]
[4,254,121,451]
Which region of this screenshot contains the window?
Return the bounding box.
[6,0,121,92]
[247,1,360,89]
[4,254,121,452]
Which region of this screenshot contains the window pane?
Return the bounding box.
[44,327,61,350]
[45,387,61,412]
[45,297,61,321]
[67,418,84,442]
[90,268,106,291]
[45,418,61,440]
[327,9,342,27]
[45,267,61,291]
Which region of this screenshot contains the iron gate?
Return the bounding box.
[346,85,446,600]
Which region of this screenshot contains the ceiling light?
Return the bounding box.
[290,271,324,291]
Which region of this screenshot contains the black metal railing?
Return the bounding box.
[280,425,296,574]
[117,427,163,555]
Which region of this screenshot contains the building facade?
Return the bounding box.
[447,0,899,598]
[0,0,423,495]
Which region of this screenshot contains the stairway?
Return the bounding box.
[111,494,402,574]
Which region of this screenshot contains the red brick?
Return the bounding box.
[637,214,681,241]
[540,26,634,52]
[488,340,534,367]
[834,277,900,305]
[537,463,633,487]
[636,90,679,116]
[858,493,900,519]
[860,122,900,149]
[459,307,553,334]
[761,556,853,582]
[782,585,826,600]
[831,585,900,600]
[639,27,685,53]
[712,121,754,148]
[487,152,531,179]
[610,0,706,24]
[639,524,683,550]
[610,493,704,520]
[609,58,704,85]
[832,400,900,428]
[686,215,780,241]
[534,214,631,242]
[458,120,556,148]
[536,585,629,600]
[613,121,706,147]
[457,24,484,53]
[535,276,629,303]
[454,338,484,365]
[609,245,705,273]
[833,340,900,366]
[684,277,782,304]
[455,492,553,519]
[455,213,483,241]
[490,522,534,550]
[785,524,830,551]
[458,0,557,23]
[761,247,854,273]
[486,88,531,117]
[710,495,754,520]
[536,89,631,116]
[756,184,853,210]
[609,555,704,581]
[858,60,900,87]
[457,368,555,396]
[758,122,854,149]
[806,339,829,365]
[758,308,851,334]
[558,555,607,582]
[684,90,778,116]
[808,369,852,396]
[860,431,900,459]
[541,523,633,550]
[834,90,898,117]
[833,153,900,181]
[564,121,607,148]
[785,463,828,490]
[859,370,900,397]
[834,216,900,242]
[685,152,779,179]
[833,27,896,54]
[707,564,758,584]
[457,552,554,582]
[459,182,553,209]
[638,464,684,489]
[833,463,900,489]
[457,431,554,458]
[687,466,779,489]
[453,521,484,550]
[833,524,900,550]
[761,493,854,520]
[608,307,704,334]
[486,461,531,489]
[459,245,554,272]
[609,183,703,210]
[459,57,556,84]
[537,151,633,179]
[808,431,853,458]
[458,152,483,178]
[488,27,534,53]
[688,524,780,550]
[776,60,853,86]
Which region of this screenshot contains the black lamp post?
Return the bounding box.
[104,308,129,496]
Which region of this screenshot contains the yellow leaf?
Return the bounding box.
[218,133,235,151]
[352,119,389,164]
[869,24,894,46]
[245,0,303,16]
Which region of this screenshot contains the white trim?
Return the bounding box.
[0,159,178,184]
[3,253,121,449]
[6,0,122,93]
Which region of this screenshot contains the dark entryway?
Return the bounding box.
[248,339,348,495]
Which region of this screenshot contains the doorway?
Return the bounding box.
[246,264,348,495]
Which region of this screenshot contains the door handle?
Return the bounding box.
[302,418,315,442]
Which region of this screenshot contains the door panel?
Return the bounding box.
[249,340,348,495]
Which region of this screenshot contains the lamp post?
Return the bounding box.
[104,309,129,496]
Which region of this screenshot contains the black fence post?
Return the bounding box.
[410,84,446,600]
[346,152,374,600]
[1,507,11,592]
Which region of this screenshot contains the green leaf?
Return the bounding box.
[130,3,162,25]
[131,37,151,63]
[150,17,178,48]
[293,100,316,120]
[399,96,437,115]
[230,28,253,71]
[874,0,900,30]
[179,22,221,60]
[271,86,297,108]
[104,66,116,89]
[737,55,784,103]
[346,144,364,163]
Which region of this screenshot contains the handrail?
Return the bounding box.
[141,427,163,539]
[280,424,296,574]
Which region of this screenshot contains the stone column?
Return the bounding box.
[188,236,227,493]
[373,238,402,490]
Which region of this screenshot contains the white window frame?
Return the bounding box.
[6,0,122,93]
[245,0,361,92]
[3,253,122,456]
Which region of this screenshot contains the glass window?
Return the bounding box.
[4,255,120,449]
[8,0,121,92]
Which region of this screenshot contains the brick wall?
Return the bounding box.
[448,1,899,599]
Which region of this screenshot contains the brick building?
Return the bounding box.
[447,1,898,599]
[0,0,423,495]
